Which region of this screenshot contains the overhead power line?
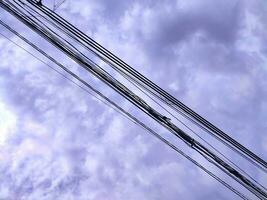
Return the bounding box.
[23,0,267,172]
[18,1,266,189]
[0,0,266,199]
[0,19,252,200]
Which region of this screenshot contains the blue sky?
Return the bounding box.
[0,0,267,199]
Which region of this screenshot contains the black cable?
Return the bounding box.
[16,0,266,194]
[19,0,267,180]
[13,4,266,197]
[0,19,251,200]
[24,0,267,171]
[22,0,266,172]
[1,1,266,198]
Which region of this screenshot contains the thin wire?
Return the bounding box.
[22,0,264,170]
[53,0,66,11]
[0,21,251,200]
[113,62,267,190]
[16,0,267,190]
[2,2,266,198]
[0,24,136,125]
[2,1,265,196]
[25,0,267,171]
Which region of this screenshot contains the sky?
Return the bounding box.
[0,0,267,199]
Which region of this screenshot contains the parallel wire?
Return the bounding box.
[24,0,267,171]
[1,1,266,198]
[17,0,267,186]
[2,1,266,198]
[0,19,251,200]
[16,0,267,192]
[14,0,266,194]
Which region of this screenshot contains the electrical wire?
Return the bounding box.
[19,3,267,189]
[24,0,267,171]
[22,1,267,174]
[10,0,264,195]
[0,19,252,200]
[1,1,266,198]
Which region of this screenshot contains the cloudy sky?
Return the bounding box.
[0,0,267,199]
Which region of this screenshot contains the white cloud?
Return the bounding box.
[0,101,17,146]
